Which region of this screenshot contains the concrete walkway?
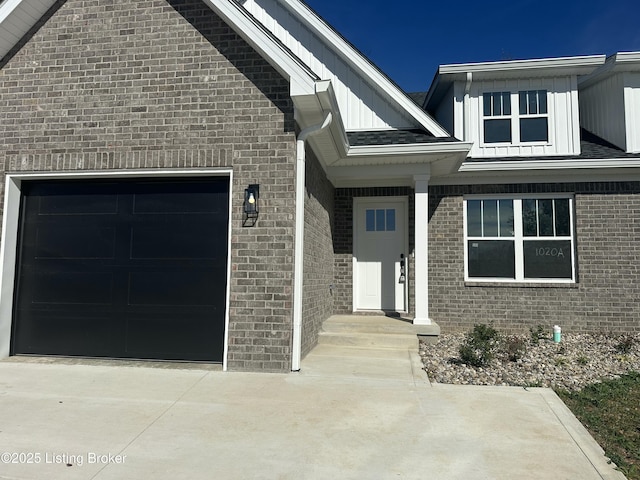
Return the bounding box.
[0,346,626,480]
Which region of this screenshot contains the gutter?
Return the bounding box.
[291,110,333,372]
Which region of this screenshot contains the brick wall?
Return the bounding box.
[0,0,297,371]
[429,182,640,333]
[334,187,415,315]
[300,149,334,357]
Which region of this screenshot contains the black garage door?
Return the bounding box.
[11,178,229,362]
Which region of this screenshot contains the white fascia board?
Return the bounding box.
[203,0,317,96]
[459,158,640,173]
[432,167,640,186]
[347,141,472,158]
[274,0,450,137]
[439,55,606,77]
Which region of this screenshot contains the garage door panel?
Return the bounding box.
[124,312,223,361]
[12,178,229,362]
[132,183,228,214]
[34,192,119,216]
[130,224,223,260]
[12,311,119,356]
[18,270,115,305]
[35,226,116,259]
[127,268,225,306]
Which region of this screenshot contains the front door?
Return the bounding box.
[354,197,407,312]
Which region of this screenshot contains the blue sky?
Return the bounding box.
[304,0,640,93]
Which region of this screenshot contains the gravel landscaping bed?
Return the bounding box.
[420,332,640,391]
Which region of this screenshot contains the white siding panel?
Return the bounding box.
[624,72,640,153]
[244,0,415,130]
[579,73,626,150]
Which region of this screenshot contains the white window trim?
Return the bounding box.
[463,194,576,284]
[479,89,552,148]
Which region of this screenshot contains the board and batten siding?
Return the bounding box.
[460,76,580,158]
[580,73,627,151]
[243,0,415,131]
[624,72,640,153]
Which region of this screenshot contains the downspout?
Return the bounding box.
[291,110,333,372]
[464,72,473,142]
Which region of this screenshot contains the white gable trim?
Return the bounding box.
[273,0,450,137]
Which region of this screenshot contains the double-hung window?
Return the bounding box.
[465,196,575,282]
[482,89,549,145]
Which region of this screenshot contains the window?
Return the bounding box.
[483,92,511,143]
[519,90,548,142]
[482,89,549,145]
[465,196,574,282]
[365,208,395,232]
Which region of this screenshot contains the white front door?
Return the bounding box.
[354,197,407,311]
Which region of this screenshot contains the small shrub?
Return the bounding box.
[529,324,547,345]
[615,335,636,355]
[504,335,527,362]
[459,323,501,367]
[554,357,567,367]
[576,356,589,365]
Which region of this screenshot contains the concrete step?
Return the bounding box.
[318,331,419,350]
[317,315,440,350]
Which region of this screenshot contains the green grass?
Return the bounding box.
[556,372,640,480]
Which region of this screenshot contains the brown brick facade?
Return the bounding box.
[0,0,297,371]
[429,182,640,333]
[300,149,334,357]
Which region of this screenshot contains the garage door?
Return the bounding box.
[11,178,230,362]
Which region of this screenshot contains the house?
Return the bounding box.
[0,0,637,374]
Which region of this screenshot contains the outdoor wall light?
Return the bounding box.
[243,184,259,226]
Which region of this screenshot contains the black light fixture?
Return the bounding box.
[243,184,259,226]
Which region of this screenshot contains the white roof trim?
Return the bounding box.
[459,158,640,173]
[347,141,473,158]
[439,55,606,75]
[274,0,450,137]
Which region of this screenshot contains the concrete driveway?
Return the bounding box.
[0,346,626,480]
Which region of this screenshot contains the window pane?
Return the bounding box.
[467,200,482,237]
[538,199,554,236]
[520,117,548,142]
[483,94,491,116]
[539,90,547,114]
[492,93,501,116]
[375,209,385,231]
[499,200,514,237]
[366,209,375,232]
[555,199,570,236]
[523,199,537,236]
[502,92,511,115]
[483,200,498,237]
[519,91,527,115]
[528,90,538,114]
[468,240,515,278]
[386,209,396,232]
[523,240,572,279]
[484,119,511,143]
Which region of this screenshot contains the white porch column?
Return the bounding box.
[413,174,431,325]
